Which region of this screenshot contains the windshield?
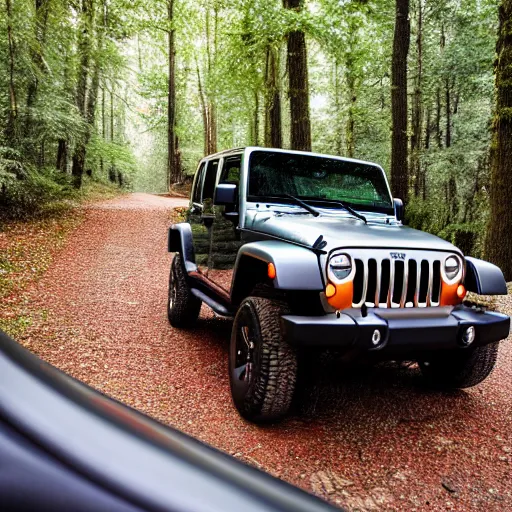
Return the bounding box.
[248,150,394,214]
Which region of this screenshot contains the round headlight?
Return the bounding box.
[444,256,461,281]
[329,254,352,282]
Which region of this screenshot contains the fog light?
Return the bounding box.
[461,326,476,346]
[372,329,382,346]
[457,284,467,300]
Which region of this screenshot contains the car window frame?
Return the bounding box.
[191,162,207,207]
[219,155,243,186]
[202,159,221,203]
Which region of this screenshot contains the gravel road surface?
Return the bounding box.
[17,193,512,511]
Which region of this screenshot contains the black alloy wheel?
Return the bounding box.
[167,254,201,328]
[229,296,297,423]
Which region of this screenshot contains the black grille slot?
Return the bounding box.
[406,259,417,304]
[392,261,405,304]
[432,261,441,303]
[419,260,430,303]
[353,259,365,304]
[379,259,391,304]
[366,259,378,303]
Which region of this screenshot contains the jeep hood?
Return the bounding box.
[245,211,461,254]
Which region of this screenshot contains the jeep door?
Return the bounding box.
[188,158,220,274]
[206,154,243,292]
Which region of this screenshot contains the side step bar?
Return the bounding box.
[191,288,233,318]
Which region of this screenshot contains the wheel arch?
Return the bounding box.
[465,257,508,295]
[231,241,324,307]
[168,223,197,274]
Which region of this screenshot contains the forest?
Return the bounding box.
[0,0,511,279]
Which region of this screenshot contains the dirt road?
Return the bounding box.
[17,193,512,511]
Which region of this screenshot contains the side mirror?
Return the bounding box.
[214,183,237,207]
[394,198,404,223]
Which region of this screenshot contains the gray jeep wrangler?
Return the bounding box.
[168,147,510,423]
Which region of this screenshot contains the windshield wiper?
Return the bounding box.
[283,194,320,217]
[306,198,367,224]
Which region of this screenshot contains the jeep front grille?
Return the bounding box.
[349,250,442,308]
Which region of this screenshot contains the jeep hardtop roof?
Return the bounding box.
[198,147,384,170]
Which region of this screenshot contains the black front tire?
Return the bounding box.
[167,254,201,328]
[229,296,297,423]
[419,342,499,389]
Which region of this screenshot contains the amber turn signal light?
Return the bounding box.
[267,262,277,280]
[457,284,467,299]
[325,283,336,298]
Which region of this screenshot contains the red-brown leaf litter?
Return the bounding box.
[5,193,512,511]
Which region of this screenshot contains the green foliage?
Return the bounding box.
[406,196,488,258]
[0,0,138,216]
[87,135,138,187]
[438,222,486,258]
[0,167,75,220]
[0,147,25,186]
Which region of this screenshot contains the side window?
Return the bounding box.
[202,159,220,202]
[192,163,206,204]
[220,156,242,185]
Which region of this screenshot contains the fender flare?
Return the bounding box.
[231,241,323,302]
[465,256,507,295]
[167,223,197,274]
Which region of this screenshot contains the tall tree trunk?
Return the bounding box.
[110,86,114,144]
[283,0,311,151]
[100,1,107,176]
[100,81,105,175]
[25,0,50,143]
[264,46,282,148]
[201,5,217,155]
[411,0,423,197]
[56,140,67,171]
[5,0,18,145]
[485,0,512,280]
[390,0,410,202]
[424,105,431,150]
[345,16,358,159]
[71,0,95,189]
[334,60,343,155]
[435,87,442,147]
[85,55,100,178]
[56,36,73,173]
[346,69,356,159]
[196,61,208,156]
[207,102,217,154]
[252,90,260,146]
[167,0,179,187]
[445,77,451,148]
[417,104,431,199]
[108,85,116,182]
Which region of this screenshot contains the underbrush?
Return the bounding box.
[0,167,74,220]
[0,169,124,223]
[78,176,127,204]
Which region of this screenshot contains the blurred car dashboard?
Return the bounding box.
[0,330,338,512]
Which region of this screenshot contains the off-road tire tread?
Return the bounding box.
[167,254,201,328]
[232,297,297,422]
[420,342,499,389]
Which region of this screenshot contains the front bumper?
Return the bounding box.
[281,306,510,353]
